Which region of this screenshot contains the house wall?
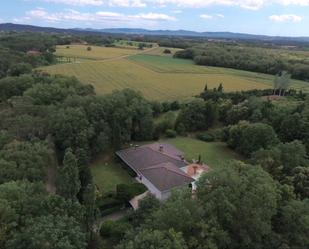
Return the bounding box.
[161,190,172,200]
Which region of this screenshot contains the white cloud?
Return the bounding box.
[37,0,309,9]
[21,7,176,25]
[150,0,268,10]
[216,13,224,18]
[200,14,213,19]
[171,10,182,14]
[131,12,177,21]
[113,0,147,7]
[152,0,309,10]
[44,0,147,7]
[269,14,303,22]
[44,0,104,6]
[279,0,309,6]
[200,13,224,20]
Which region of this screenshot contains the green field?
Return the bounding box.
[129,54,309,91]
[42,46,309,100]
[161,137,243,169]
[90,153,133,194]
[143,46,183,56]
[55,44,138,61]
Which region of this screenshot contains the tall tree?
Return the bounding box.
[197,161,278,249]
[57,148,81,201]
[117,229,188,249]
[275,199,309,249]
[6,215,86,249]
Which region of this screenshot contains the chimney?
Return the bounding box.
[159,145,164,152]
[193,165,198,175]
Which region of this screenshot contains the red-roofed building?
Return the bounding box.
[26,50,42,56]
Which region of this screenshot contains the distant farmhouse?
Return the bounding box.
[116,143,209,200]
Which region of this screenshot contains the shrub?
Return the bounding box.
[166,129,177,138]
[176,123,186,135]
[8,63,32,76]
[96,196,123,211]
[211,128,225,141]
[100,220,116,237]
[87,46,92,51]
[100,220,131,241]
[100,205,123,217]
[130,182,147,196]
[116,184,132,202]
[196,132,215,142]
[163,49,172,54]
[116,183,147,202]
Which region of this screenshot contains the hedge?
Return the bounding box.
[196,132,215,142]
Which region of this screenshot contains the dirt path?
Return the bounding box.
[94,208,131,232]
[46,164,56,194]
[46,149,58,194]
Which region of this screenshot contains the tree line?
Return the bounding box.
[174,43,309,81]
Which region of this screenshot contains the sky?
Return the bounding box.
[1,0,309,36]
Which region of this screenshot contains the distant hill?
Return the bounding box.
[1,23,309,43]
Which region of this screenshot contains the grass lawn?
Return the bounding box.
[90,153,133,194]
[161,137,244,169]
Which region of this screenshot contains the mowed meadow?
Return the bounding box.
[41,45,309,100]
[55,44,138,60]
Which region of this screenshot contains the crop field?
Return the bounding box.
[55,44,138,60]
[129,54,309,91]
[42,47,309,100]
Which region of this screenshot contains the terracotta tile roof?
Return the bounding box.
[185,164,210,178]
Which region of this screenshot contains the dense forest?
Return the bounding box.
[0,31,308,249]
[0,71,156,248]
[174,43,309,81]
